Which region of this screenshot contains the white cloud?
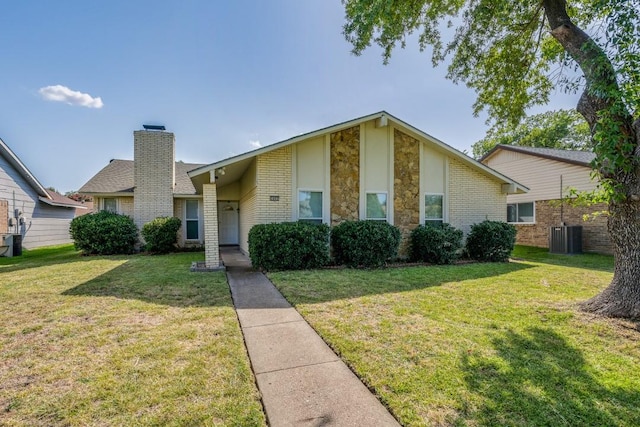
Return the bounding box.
[249,140,262,149]
[39,85,103,109]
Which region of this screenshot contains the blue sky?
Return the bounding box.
[1,1,580,193]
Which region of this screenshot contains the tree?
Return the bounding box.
[472,109,590,158]
[343,0,640,319]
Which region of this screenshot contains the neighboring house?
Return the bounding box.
[481,144,612,254]
[78,127,206,247]
[1,137,85,250]
[188,111,528,269]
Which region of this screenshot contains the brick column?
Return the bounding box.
[203,183,221,268]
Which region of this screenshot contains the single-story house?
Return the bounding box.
[1,137,85,250]
[188,111,529,268]
[78,126,206,247]
[480,144,612,254]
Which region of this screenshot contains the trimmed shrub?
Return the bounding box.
[465,220,516,262]
[70,210,138,255]
[409,223,463,264]
[331,220,401,268]
[248,221,330,271]
[141,217,182,254]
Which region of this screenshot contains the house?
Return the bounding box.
[78,126,206,247]
[188,111,528,268]
[1,137,85,251]
[480,144,612,254]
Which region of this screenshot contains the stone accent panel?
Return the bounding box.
[393,129,421,255]
[256,147,293,224]
[0,199,8,234]
[203,183,221,268]
[330,126,360,225]
[448,158,506,235]
[239,187,257,254]
[515,200,612,254]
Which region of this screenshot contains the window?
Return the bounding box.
[366,192,387,220]
[425,194,444,226]
[103,198,117,213]
[185,200,200,240]
[507,202,534,223]
[299,190,323,224]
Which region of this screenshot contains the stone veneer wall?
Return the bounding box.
[239,187,257,254]
[448,158,506,235]
[515,200,612,254]
[255,147,292,224]
[393,129,421,256]
[330,126,360,225]
[0,199,8,234]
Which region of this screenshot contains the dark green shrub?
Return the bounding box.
[409,223,463,264]
[141,217,182,254]
[70,211,138,255]
[248,221,330,271]
[465,220,517,262]
[331,220,401,268]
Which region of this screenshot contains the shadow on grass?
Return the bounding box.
[460,327,640,426]
[512,245,614,273]
[270,261,534,305]
[0,244,102,274]
[63,253,231,308]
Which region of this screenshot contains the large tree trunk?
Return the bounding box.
[543,0,640,319]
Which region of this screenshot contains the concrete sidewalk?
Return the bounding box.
[221,247,399,427]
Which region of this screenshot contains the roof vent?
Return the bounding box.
[142,124,166,131]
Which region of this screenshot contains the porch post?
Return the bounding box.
[203,182,221,268]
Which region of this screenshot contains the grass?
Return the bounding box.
[0,245,265,427]
[268,246,640,426]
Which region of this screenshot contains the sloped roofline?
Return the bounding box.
[0,136,50,198]
[189,111,529,192]
[481,144,594,167]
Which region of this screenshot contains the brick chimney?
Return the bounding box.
[133,126,175,231]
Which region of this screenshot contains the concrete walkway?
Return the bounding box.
[221,247,399,427]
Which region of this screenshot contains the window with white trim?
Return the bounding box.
[425,193,444,226]
[185,200,200,240]
[507,202,534,223]
[103,198,117,213]
[366,192,388,220]
[299,190,323,224]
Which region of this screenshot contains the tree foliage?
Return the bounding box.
[343,0,640,319]
[472,109,591,158]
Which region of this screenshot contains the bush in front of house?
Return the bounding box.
[248,221,330,271]
[409,223,463,264]
[70,210,138,255]
[331,220,401,268]
[465,220,516,262]
[141,216,182,254]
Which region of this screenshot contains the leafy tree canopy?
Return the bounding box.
[473,109,591,158]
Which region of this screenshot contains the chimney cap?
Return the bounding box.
[142,124,166,131]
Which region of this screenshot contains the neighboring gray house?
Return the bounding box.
[1,137,85,250]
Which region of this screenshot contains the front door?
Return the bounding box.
[218,202,239,245]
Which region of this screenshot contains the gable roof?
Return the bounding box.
[189,111,528,193]
[79,159,206,195]
[1,137,81,208]
[481,144,595,167]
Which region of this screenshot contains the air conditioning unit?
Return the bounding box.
[1,234,13,257]
[549,226,582,254]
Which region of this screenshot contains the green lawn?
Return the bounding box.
[0,245,265,427]
[269,247,640,427]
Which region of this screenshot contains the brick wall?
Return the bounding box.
[330,126,360,225]
[255,146,292,224]
[448,158,506,235]
[394,129,421,255]
[133,130,175,232]
[515,200,612,254]
[0,199,8,234]
[203,183,220,268]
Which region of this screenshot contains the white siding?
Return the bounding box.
[296,136,325,189]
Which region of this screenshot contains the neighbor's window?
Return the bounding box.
[103,198,117,213]
[425,194,444,226]
[185,200,200,240]
[507,202,534,223]
[366,192,387,220]
[299,190,323,224]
